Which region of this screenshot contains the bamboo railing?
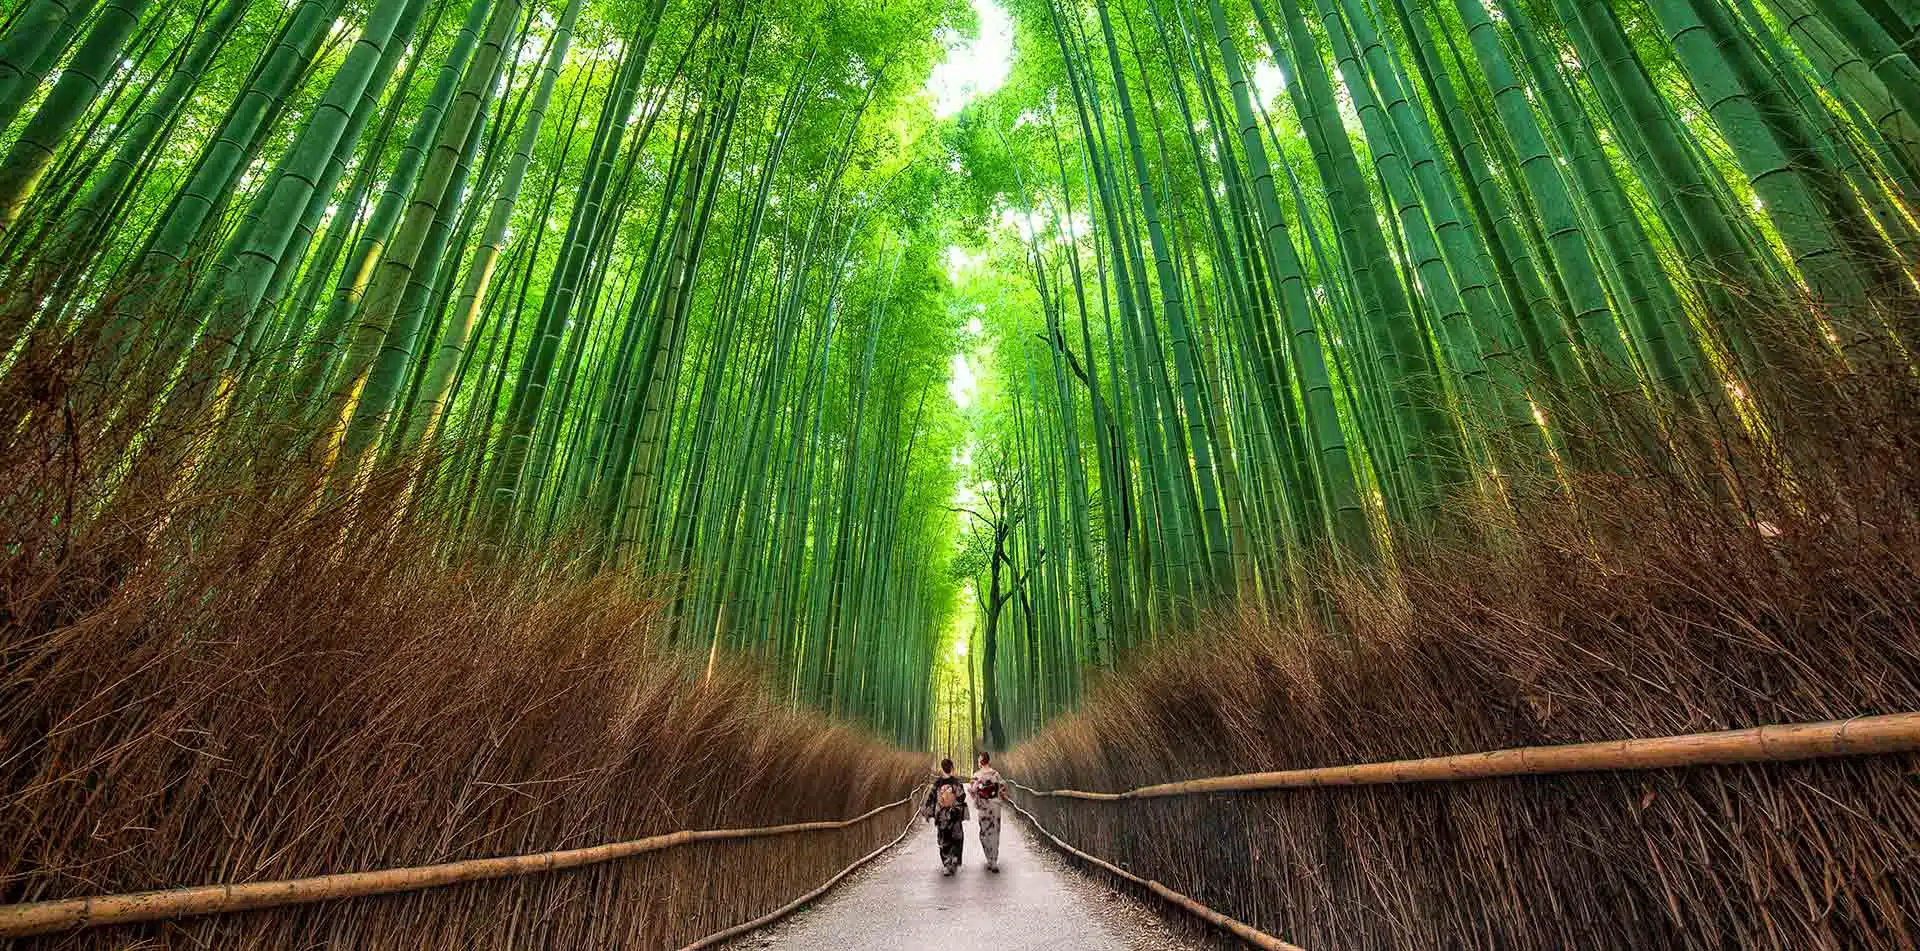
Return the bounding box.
[1014,712,1920,800]
[0,794,915,939]
[10,715,1914,944]
[676,809,920,950]
[1008,799,1305,951]
[1008,713,1920,951]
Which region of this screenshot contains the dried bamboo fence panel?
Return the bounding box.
[0,795,913,939]
[676,809,920,950]
[1015,712,1920,799]
[1008,799,1305,951]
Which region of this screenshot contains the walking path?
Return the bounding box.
[735,813,1208,951]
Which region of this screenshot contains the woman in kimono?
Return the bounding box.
[923,758,968,875]
[969,751,1006,872]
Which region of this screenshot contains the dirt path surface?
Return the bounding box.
[730,812,1215,951]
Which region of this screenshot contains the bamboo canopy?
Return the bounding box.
[1009,800,1306,951]
[0,796,914,939]
[1016,713,1920,800]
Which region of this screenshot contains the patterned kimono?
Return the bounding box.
[925,775,969,872]
[969,766,1006,869]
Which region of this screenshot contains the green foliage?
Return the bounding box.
[934,0,1920,743]
[0,0,1914,748]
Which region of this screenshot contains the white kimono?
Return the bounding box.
[969,766,1007,866]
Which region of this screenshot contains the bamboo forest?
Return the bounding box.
[3,0,1918,946]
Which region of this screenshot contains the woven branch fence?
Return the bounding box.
[1008,799,1304,951]
[0,794,917,941]
[675,809,921,951]
[9,715,1915,948]
[1013,713,1920,950]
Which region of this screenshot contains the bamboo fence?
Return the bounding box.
[1015,712,1920,800]
[676,809,920,950]
[1008,799,1306,951]
[0,794,915,939]
[9,714,1916,945]
[1008,713,1920,950]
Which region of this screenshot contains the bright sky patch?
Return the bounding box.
[949,352,978,408]
[1254,59,1288,104]
[927,0,1014,118]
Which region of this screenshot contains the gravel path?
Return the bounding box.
[728,811,1217,951]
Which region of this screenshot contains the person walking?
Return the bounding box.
[923,758,969,875]
[969,752,1007,872]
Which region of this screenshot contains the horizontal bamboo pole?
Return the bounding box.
[0,795,913,938]
[677,807,920,950]
[1008,799,1305,951]
[1015,712,1920,801]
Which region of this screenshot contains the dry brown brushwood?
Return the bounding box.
[0,344,921,950]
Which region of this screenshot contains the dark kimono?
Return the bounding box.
[925,775,969,871]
